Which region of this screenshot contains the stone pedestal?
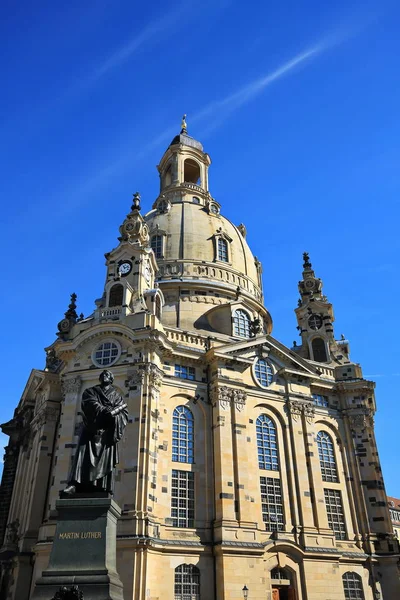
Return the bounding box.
[32,497,124,600]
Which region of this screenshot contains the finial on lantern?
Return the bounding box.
[181,114,187,133]
[131,192,141,211]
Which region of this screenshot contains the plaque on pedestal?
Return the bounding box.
[32,497,124,600]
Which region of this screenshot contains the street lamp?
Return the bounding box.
[242,585,249,599]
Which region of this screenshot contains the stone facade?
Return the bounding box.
[1,124,399,599]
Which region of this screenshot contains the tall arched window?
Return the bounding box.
[342,572,365,599]
[217,237,228,262]
[174,564,200,600]
[109,284,123,307]
[151,234,163,259]
[233,309,251,337]
[256,415,279,470]
[317,431,338,482]
[172,406,194,463]
[312,337,328,362]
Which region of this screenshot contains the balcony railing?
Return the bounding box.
[99,307,121,318]
[181,182,203,193]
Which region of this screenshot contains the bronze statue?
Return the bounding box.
[63,370,128,495]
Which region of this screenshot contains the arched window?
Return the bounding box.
[184,159,201,184]
[174,564,200,600]
[109,284,123,307]
[342,572,365,599]
[256,415,279,470]
[233,309,251,337]
[312,337,328,362]
[151,235,163,259]
[172,406,194,463]
[217,237,228,262]
[317,431,338,482]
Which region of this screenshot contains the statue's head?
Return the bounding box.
[99,370,114,385]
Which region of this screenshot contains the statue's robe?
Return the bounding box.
[68,384,128,493]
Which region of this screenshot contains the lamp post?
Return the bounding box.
[242,585,249,599]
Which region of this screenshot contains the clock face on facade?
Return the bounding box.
[308,314,323,330]
[305,279,315,289]
[118,261,132,276]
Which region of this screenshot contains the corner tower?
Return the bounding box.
[294,252,351,366]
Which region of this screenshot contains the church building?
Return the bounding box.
[1,119,399,599]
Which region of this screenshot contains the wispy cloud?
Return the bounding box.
[59,24,358,210]
[365,373,400,379]
[69,3,186,94]
[191,46,322,130]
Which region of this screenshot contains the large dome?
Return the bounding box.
[145,202,262,302]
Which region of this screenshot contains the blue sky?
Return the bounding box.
[1,1,399,493]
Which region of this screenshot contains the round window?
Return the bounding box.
[92,340,121,367]
[254,358,273,387]
[210,203,219,214]
[308,314,323,330]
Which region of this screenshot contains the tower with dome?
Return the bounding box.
[0,120,398,600]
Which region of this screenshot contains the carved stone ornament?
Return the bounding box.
[147,363,163,388]
[61,376,82,396]
[348,411,374,431]
[5,519,20,546]
[211,386,247,411]
[51,586,83,600]
[125,364,163,390]
[120,212,149,246]
[126,370,146,388]
[303,402,315,424]
[32,406,60,432]
[287,399,315,423]
[232,389,247,412]
[287,400,303,421]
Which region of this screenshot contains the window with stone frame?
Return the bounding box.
[174,564,200,600]
[109,284,124,307]
[172,406,194,464]
[217,237,228,262]
[342,572,365,600]
[175,365,195,381]
[312,393,329,407]
[171,470,195,528]
[312,337,328,362]
[151,234,163,259]
[260,476,284,532]
[254,358,273,387]
[93,341,120,366]
[317,431,338,483]
[256,415,279,471]
[324,489,346,540]
[233,309,251,338]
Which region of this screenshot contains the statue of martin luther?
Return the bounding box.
[63,370,128,495]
